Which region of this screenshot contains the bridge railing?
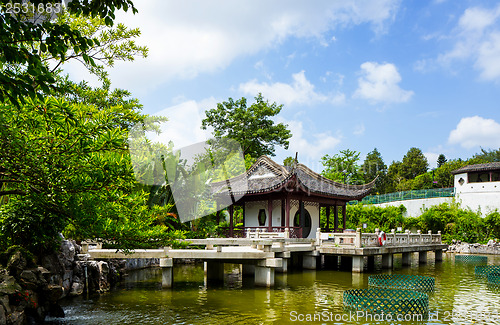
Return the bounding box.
[316,228,442,248]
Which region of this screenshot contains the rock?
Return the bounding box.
[20,270,38,284]
[43,285,64,303]
[7,310,25,325]
[0,295,10,314]
[0,304,6,325]
[58,240,76,269]
[69,280,84,296]
[0,276,22,295]
[7,251,27,276]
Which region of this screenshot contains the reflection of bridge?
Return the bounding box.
[84,229,446,288]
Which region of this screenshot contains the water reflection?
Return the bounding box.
[47,253,500,325]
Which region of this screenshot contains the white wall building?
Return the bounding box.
[373,162,500,217]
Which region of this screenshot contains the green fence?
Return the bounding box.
[343,288,429,316]
[350,187,454,205]
[455,255,488,264]
[368,274,435,292]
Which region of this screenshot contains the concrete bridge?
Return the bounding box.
[83,229,447,288]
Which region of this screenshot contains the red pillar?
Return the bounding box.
[342,204,347,231]
[326,206,330,232]
[334,204,338,232]
[281,199,285,228]
[229,205,234,237]
[285,196,290,229]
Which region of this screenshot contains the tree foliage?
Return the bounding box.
[474,148,500,163]
[201,94,292,159]
[0,92,185,254]
[400,147,428,180]
[321,149,364,184]
[0,0,137,104]
[437,154,447,168]
[361,148,387,194]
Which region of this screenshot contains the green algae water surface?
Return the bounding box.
[47,253,500,325]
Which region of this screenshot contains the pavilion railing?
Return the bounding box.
[218,226,303,239]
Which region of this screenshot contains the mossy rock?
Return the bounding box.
[0,246,36,269]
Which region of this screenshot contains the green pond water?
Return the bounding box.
[47,253,500,324]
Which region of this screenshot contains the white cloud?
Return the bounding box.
[149,98,216,150]
[353,62,414,104]
[239,71,344,106]
[278,118,341,162]
[99,0,399,92]
[353,123,366,136]
[438,4,500,81]
[448,116,500,149]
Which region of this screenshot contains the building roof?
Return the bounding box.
[452,162,500,175]
[211,156,376,201]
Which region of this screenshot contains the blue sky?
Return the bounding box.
[66,0,500,171]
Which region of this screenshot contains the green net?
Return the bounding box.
[487,272,500,285]
[455,255,488,264]
[475,265,500,278]
[368,274,435,292]
[343,288,429,316]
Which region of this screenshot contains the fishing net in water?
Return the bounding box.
[343,288,429,316]
[487,272,500,292]
[475,265,500,278]
[455,255,488,264]
[368,274,435,292]
[487,272,500,285]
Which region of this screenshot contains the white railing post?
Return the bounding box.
[316,228,322,246]
[284,228,290,239]
[391,229,396,246]
[417,230,422,244]
[355,228,362,248]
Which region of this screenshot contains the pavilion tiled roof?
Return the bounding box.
[452,162,500,175]
[211,156,375,201]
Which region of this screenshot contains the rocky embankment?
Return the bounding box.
[0,240,130,324]
[448,239,500,255]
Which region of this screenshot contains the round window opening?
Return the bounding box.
[258,209,267,226]
[293,209,312,238]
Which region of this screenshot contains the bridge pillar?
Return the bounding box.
[160,258,173,288]
[419,251,427,264]
[277,259,288,273]
[352,256,364,273]
[303,253,318,270]
[206,261,224,284]
[402,252,412,266]
[435,249,443,262]
[242,264,255,276]
[382,254,393,269]
[255,266,274,287]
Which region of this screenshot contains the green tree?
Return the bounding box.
[321,149,364,184]
[386,160,403,193]
[474,148,500,162]
[361,148,387,194]
[400,147,428,180]
[437,154,447,167]
[283,156,297,167]
[0,93,184,254]
[201,94,292,159]
[0,0,137,104]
